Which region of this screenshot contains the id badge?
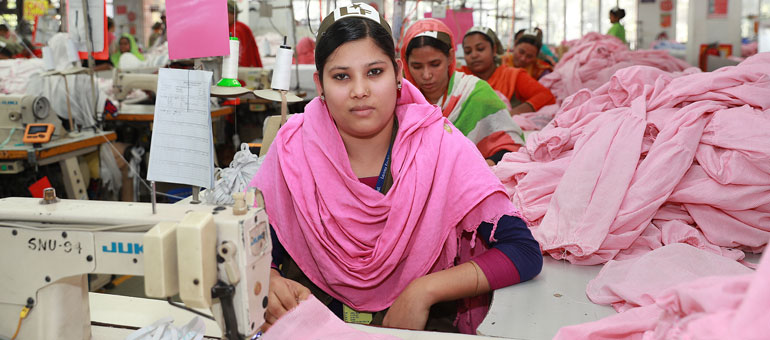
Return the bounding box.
[342,304,373,325]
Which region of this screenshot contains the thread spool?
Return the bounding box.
[42,47,55,71]
[271,37,292,91]
[65,39,80,63]
[217,37,241,87]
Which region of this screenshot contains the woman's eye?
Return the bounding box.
[332,73,349,80]
[368,68,383,76]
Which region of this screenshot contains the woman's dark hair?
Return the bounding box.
[514,28,543,51]
[405,36,451,61]
[0,47,12,58]
[610,8,626,20]
[315,17,397,83]
[463,32,494,50]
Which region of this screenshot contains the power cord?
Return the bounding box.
[166,297,215,321]
[10,303,33,340]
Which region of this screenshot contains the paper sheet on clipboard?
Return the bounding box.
[147,68,215,189]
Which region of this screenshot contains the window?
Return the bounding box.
[676,0,689,42]
[549,0,566,45]
[565,0,582,41]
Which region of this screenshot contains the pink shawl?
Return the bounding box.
[250,80,518,328]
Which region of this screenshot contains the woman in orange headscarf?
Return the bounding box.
[460,26,555,115]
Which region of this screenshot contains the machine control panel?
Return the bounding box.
[22,123,55,145]
[0,160,24,174]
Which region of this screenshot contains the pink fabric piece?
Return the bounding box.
[251,79,522,333]
[423,8,474,46]
[472,248,521,290]
[555,244,767,340]
[586,243,752,312]
[262,295,400,340]
[166,0,229,59]
[494,53,770,265]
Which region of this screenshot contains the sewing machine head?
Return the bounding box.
[0,94,64,143]
[0,193,271,339]
[237,67,271,91]
[113,68,159,101]
[0,95,53,128]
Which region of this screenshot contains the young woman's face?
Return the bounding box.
[462,33,495,76]
[407,45,450,103]
[512,43,538,69]
[314,37,400,140]
[118,38,131,53]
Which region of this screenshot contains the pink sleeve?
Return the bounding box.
[473,248,522,290]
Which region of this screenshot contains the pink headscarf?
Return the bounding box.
[251,80,518,317]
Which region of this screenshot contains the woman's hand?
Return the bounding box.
[510,102,535,116]
[382,277,435,330]
[261,269,311,332]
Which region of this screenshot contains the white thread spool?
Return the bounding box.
[65,39,80,63]
[42,46,55,71]
[271,40,292,91]
[222,38,240,79]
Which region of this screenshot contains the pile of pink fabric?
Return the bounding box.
[541,32,693,105]
[553,243,767,339]
[512,33,695,133]
[494,53,770,265]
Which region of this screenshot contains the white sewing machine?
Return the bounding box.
[0,191,271,340]
[0,94,62,141]
[112,69,159,102]
[237,67,271,91]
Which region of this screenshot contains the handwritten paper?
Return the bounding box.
[147,68,215,189]
[166,0,230,60]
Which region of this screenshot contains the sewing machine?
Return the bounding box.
[0,95,62,142]
[237,67,271,91]
[0,191,271,340]
[112,69,159,102]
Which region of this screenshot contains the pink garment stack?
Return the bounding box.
[494,53,770,265]
[513,33,695,132]
[542,32,693,105]
[553,244,769,340]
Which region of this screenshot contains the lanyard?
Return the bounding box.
[375,142,392,193]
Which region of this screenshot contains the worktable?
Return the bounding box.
[106,105,234,122]
[0,130,117,199]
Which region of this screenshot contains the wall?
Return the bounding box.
[637,0,677,49]
[686,0,743,66]
[113,0,150,48]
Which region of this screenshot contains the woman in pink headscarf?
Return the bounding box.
[251,3,541,335]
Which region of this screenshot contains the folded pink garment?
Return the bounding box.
[496,53,770,265]
[555,244,767,340]
[262,295,400,340]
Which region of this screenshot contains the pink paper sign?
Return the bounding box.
[166,0,230,60]
[424,8,474,45]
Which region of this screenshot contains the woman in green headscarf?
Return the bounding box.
[110,33,145,68]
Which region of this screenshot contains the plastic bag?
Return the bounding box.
[204,143,263,205]
[125,316,205,340]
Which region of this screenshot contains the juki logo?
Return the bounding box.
[102,242,143,254]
